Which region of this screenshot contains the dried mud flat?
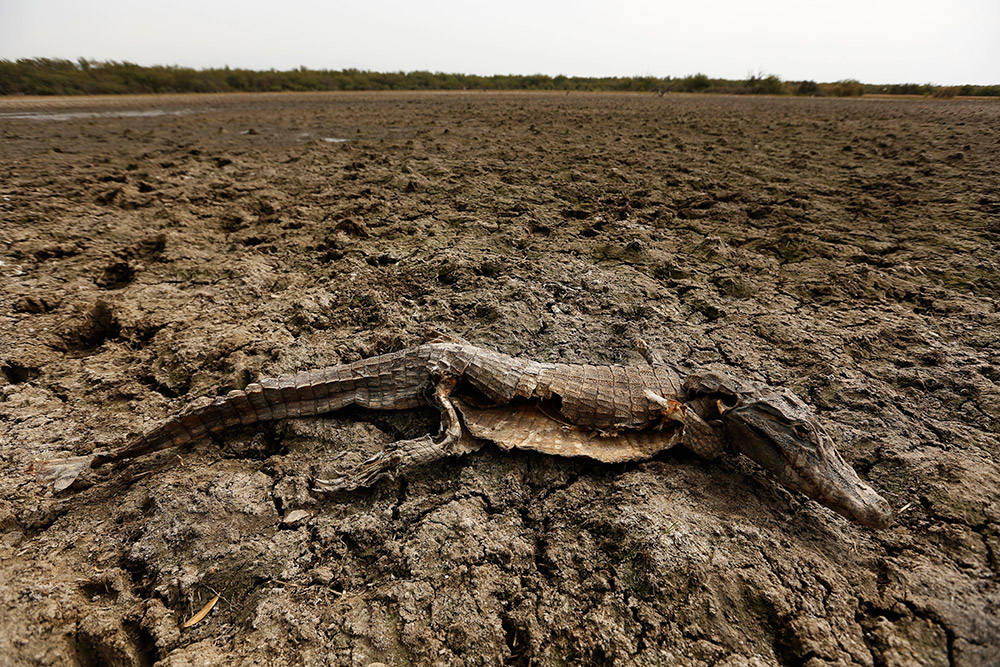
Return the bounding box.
[1,91,998,666]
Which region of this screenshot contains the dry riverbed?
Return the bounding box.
[1,91,998,665]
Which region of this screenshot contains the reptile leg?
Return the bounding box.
[313,375,480,492]
[677,408,725,459]
[636,338,667,366]
[643,389,724,459]
[422,327,470,345]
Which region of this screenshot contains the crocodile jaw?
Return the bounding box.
[766,437,894,530]
[722,389,893,529]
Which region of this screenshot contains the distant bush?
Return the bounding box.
[932,86,958,99]
[677,73,711,92]
[742,73,787,95]
[825,79,864,97]
[868,82,934,96]
[958,84,1000,97]
[794,80,820,96]
[0,58,996,97]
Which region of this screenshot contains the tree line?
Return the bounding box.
[1,58,996,98]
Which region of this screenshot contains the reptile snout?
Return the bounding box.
[840,484,894,529]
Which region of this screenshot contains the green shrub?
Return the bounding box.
[743,73,787,95]
[0,59,994,97]
[825,79,865,97]
[675,73,711,93]
[794,80,819,96]
[874,82,933,95]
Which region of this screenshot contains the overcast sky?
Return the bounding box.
[1,0,997,85]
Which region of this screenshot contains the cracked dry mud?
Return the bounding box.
[1,92,998,666]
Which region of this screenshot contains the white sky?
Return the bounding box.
[1,0,997,85]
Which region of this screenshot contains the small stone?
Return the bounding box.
[282,509,311,526]
[310,566,334,585]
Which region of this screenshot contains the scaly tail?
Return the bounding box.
[33,345,450,491]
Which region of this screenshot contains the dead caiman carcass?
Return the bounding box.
[34,338,893,529]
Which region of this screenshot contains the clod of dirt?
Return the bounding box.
[12,294,55,313]
[130,234,167,260]
[59,300,121,350]
[334,217,371,237]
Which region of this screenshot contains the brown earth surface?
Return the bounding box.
[1,91,998,666]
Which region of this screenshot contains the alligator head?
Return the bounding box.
[684,372,893,529]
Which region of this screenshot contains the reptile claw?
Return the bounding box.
[32,455,94,492]
[314,451,392,493]
[312,477,349,492]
